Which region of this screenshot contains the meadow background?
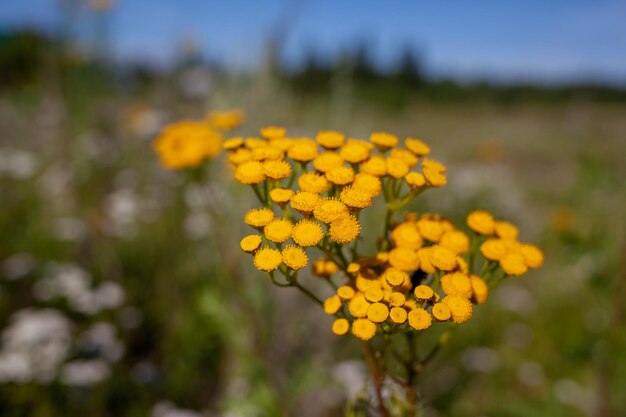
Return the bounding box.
[1,1,625,416]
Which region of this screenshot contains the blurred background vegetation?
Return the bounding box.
[1,1,625,416]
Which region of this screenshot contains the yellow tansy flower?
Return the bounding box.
[361,156,387,176]
[441,272,473,299]
[353,173,382,197]
[495,221,519,240]
[440,230,470,254]
[291,219,324,247]
[390,148,418,167]
[316,130,345,149]
[408,308,432,330]
[314,198,349,224]
[240,235,262,253]
[287,139,318,162]
[391,222,423,250]
[370,132,399,148]
[324,295,342,315]
[253,247,282,272]
[260,126,286,139]
[389,247,420,271]
[223,137,244,150]
[351,318,377,340]
[262,160,291,180]
[153,121,222,169]
[470,275,489,304]
[480,238,508,261]
[270,188,294,204]
[467,210,496,235]
[429,245,458,271]
[405,138,431,156]
[442,296,473,323]
[386,157,410,179]
[367,302,390,323]
[432,302,451,321]
[331,318,350,335]
[290,191,320,214]
[520,244,544,268]
[282,245,308,270]
[389,306,408,324]
[340,186,372,209]
[339,141,371,164]
[500,253,528,276]
[405,172,426,188]
[313,152,344,173]
[329,215,361,244]
[264,219,293,243]
[414,285,435,301]
[235,161,265,184]
[326,166,355,186]
[244,208,275,228]
[337,285,356,300]
[298,172,331,194]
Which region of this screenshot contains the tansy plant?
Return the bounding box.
[155,123,544,416]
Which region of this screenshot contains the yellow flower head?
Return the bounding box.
[240,235,262,253]
[290,191,320,214]
[365,287,384,303]
[245,137,267,149]
[208,109,245,131]
[262,160,291,180]
[260,126,286,139]
[521,244,544,268]
[442,296,473,323]
[269,137,294,151]
[326,166,355,186]
[312,258,338,277]
[467,210,496,235]
[367,302,390,323]
[340,186,372,209]
[361,156,387,176]
[417,247,436,274]
[348,293,371,318]
[408,308,432,330]
[405,172,426,188]
[391,222,423,250]
[389,306,408,324]
[414,284,435,301]
[495,221,519,240]
[422,157,447,187]
[389,247,420,271]
[429,245,458,271]
[353,173,382,197]
[234,161,265,184]
[314,198,349,223]
[269,188,294,204]
[500,253,528,276]
[339,141,371,164]
[253,247,282,272]
[480,238,508,261]
[382,268,409,287]
[298,172,331,194]
[405,138,431,156]
[390,148,418,167]
[386,157,410,179]
[417,218,444,242]
[324,295,342,315]
[470,275,489,304]
[291,219,324,247]
[282,245,308,270]
[252,145,284,161]
[264,219,293,243]
[440,230,470,254]
[287,139,318,162]
[223,137,244,150]
[316,130,345,149]
[244,208,275,228]
[351,318,377,340]
[313,152,344,173]
[389,292,406,307]
[329,215,361,244]
[370,132,399,148]
[441,272,473,299]
[331,318,350,335]
[228,148,253,165]
[432,302,451,321]
[337,285,356,300]
[154,121,222,169]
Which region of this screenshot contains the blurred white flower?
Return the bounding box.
[332,360,367,401]
[2,253,36,280]
[461,347,500,374]
[0,148,38,179]
[152,401,202,417]
[61,359,111,386]
[517,361,544,387]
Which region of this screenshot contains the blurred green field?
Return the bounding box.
[1,43,626,417]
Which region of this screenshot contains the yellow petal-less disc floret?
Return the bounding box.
[324,295,342,314]
[245,137,267,149]
[417,218,444,242]
[313,152,344,173]
[234,161,265,184]
[291,219,324,247]
[264,219,293,243]
[329,215,361,244]
[314,198,349,223]
[153,121,222,169]
[441,272,473,299]
[331,318,350,335]
[370,132,399,149]
[417,247,436,274]
[262,160,291,180]
[390,148,418,167]
[361,156,387,176]
[348,293,371,318]
[208,109,244,131]
[432,302,452,321]
[270,188,294,204]
[480,238,508,261]
[389,248,420,272]
[353,173,382,197]
[383,268,409,287]
[429,245,458,271]
[240,235,262,253]
[500,253,528,276]
[288,139,318,162]
[442,296,473,323]
[260,126,286,139]
[495,221,519,240]
[223,137,244,150]
[414,285,435,301]
[312,258,338,277]
[316,130,345,149]
[520,244,544,268]
[339,141,371,164]
[365,287,384,303]
[290,191,320,214]
[389,292,406,307]
[326,166,355,186]
[390,306,408,324]
[298,172,330,194]
[282,245,308,270]
[405,172,426,188]
[351,318,377,340]
[422,157,447,187]
[386,157,410,179]
[340,186,372,209]
[253,247,282,272]
[405,138,431,156]
[252,145,283,161]
[467,210,496,235]
[367,302,390,323]
[228,148,253,165]
[469,275,489,304]
[337,285,356,300]
[440,230,470,254]
[408,308,432,330]
[391,222,423,250]
[244,208,275,228]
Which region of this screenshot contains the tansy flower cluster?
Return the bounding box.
[225,127,543,342]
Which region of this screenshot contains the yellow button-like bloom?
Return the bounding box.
[287,139,318,162]
[240,235,262,253]
[260,126,286,139]
[313,152,344,173]
[367,302,390,323]
[314,198,349,224]
[339,141,371,164]
[440,230,470,254]
[329,215,360,244]
[432,302,451,321]
[392,222,423,250]
[405,172,426,188]
[223,137,244,150]
[244,208,275,228]
[316,130,345,149]
[429,245,458,271]
[441,272,473,299]
[417,218,444,242]
[470,275,489,304]
[467,210,496,235]
[324,295,342,314]
[389,306,408,324]
[245,137,267,149]
[264,219,293,243]
[290,191,320,214]
[348,293,371,318]
[417,247,436,274]
[389,292,406,307]
[340,186,372,209]
[370,132,398,149]
[312,258,338,277]
[269,188,294,204]
[291,219,324,247]
[500,253,528,276]
[408,308,432,330]
[235,161,265,184]
[253,247,282,272]
[326,166,355,186]
[228,148,253,165]
[521,244,544,268]
[282,245,308,270]
[495,221,519,240]
[390,148,418,167]
[386,157,410,179]
[154,121,222,169]
[382,268,409,287]
[365,287,384,303]
[262,160,291,180]
[361,156,387,176]
[351,318,377,340]
[337,285,356,300]
[298,172,330,194]
[331,318,350,335]
[389,248,420,271]
[252,146,284,161]
[405,138,430,156]
[442,296,473,323]
[208,109,245,131]
[353,173,382,197]
[480,238,508,261]
[422,157,447,187]
[414,284,435,301]
[269,137,293,152]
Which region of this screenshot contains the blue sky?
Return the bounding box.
[2,0,625,85]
